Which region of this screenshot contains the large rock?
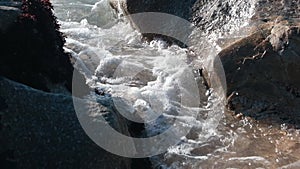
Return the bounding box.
[115,0,300,35]
[111,0,196,20]
[220,20,300,125]
[0,0,74,92]
[110,0,255,39]
[0,77,131,169]
[109,0,196,44]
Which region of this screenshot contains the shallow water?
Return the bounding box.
[51,0,300,168]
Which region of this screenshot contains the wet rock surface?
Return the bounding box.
[221,20,300,126]
[0,77,131,169]
[253,0,300,22]
[218,0,300,125]
[111,0,255,39]
[191,0,255,35]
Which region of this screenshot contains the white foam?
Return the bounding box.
[228,156,271,165]
[53,0,226,166]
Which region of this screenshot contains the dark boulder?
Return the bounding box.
[119,0,196,20]
[109,0,196,45]
[0,0,74,92]
[0,77,131,169]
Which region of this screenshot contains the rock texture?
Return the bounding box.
[221,20,300,125]
[0,77,131,169]
[253,0,300,22]
[0,0,74,92]
[218,0,300,125]
[110,0,255,39]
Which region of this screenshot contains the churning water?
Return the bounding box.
[52,0,300,168]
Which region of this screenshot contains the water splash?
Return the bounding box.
[52,0,300,167]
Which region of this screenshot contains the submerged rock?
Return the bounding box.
[0,77,131,169]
